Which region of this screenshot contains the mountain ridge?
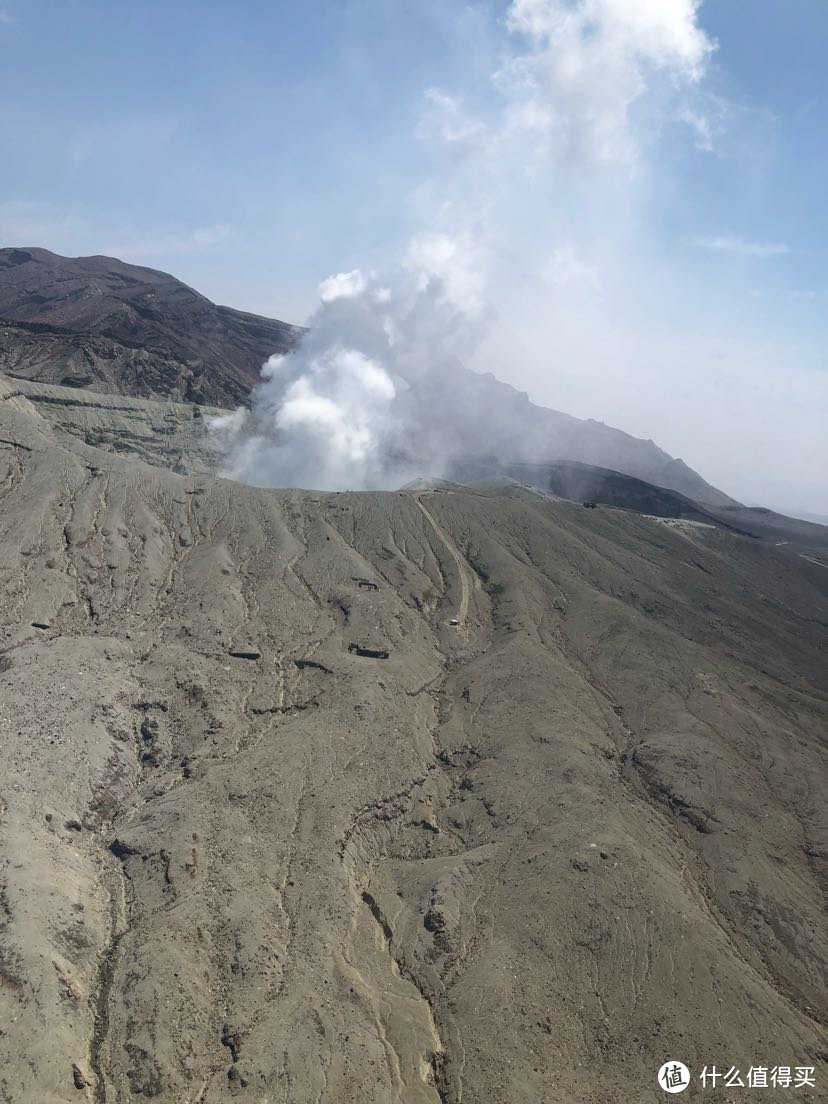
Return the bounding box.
[0,247,302,406]
[1,245,734,508]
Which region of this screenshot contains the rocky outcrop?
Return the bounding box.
[0,247,302,406]
[0,373,225,474]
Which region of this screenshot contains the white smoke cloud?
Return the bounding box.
[501,0,712,162]
[215,0,721,493]
[420,0,714,167]
[213,255,493,490]
[318,268,368,303]
[403,232,485,316]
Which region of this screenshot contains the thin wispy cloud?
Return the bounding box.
[0,201,88,247]
[543,246,598,288]
[69,115,179,168]
[694,236,790,258]
[679,106,715,151]
[419,89,488,149]
[0,202,231,263]
[786,288,821,301]
[105,224,232,260]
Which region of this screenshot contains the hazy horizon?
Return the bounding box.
[1,1,825,511]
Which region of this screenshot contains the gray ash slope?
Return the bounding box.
[0,361,826,1103]
[2,246,732,508]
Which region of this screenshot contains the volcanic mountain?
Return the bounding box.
[1,246,732,507]
[0,248,826,1104]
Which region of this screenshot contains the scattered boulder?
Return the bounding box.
[109,838,139,860]
[294,659,332,673]
[352,577,379,591]
[347,643,390,660]
[72,1063,90,1090]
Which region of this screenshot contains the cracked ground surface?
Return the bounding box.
[0,384,826,1103]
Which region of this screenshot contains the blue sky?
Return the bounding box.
[0,1,825,509]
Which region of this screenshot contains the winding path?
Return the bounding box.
[415,493,473,630]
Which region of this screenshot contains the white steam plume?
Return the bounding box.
[215,0,717,491]
[212,252,488,490]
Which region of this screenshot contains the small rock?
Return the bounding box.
[72,1063,89,1089]
[109,838,139,860]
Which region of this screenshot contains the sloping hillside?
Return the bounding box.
[0,387,825,1104]
[450,458,828,552]
[451,457,738,524]
[0,247,301,406]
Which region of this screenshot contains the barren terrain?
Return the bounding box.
[0,376,826,1103]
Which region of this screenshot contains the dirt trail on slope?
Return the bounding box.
[415,494,474,631]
